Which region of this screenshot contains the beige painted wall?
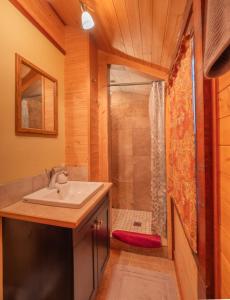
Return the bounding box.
[0,1,65,184]
[110,91,151,211]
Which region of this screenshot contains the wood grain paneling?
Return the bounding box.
[193,0,214,297]
[218,72,230,92]
[220,253,230,297]
[48,0,81,26]
[220,173,230,204]
[64,26,90,169]
[218,86,230,118]
[219,146,230,175]
[220,226,230,265]
[98,51,110,181]
[89,36,99,181]
[217,70,230,298]
[101,51,168,80]
[9,0,65,53]
[50,0,187,69]
[151,0,169,65]
[219,116,230,145]
[124,0,143,59]
[174,206,198,300]
[112,0,135,56]
[160,0,187,67]
[64,28,100,178]
[139,0,153,63]
[220,201,230,235]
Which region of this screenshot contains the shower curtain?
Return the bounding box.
[149,82,166,237]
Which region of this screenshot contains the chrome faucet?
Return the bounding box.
[48,167,68,189]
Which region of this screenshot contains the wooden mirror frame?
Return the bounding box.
[15,54,58,136]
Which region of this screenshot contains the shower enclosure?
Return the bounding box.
[109,65,167,250]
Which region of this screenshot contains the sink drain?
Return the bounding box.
[133,221,142,227]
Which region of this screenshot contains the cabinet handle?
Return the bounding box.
[92,219,103,231]
[97,219,103,229]
[92,222,98,231]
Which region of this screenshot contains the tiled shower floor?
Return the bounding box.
[112,208,153,234]
[112,208,168,246]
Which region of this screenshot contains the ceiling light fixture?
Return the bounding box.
[80,1,95,30]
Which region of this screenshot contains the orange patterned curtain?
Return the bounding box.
[167,37,197,252]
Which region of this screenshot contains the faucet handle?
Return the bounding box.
[52,166,64,173]
[45,169,52,180]
[63,170,68,176]
[57,172,68,184]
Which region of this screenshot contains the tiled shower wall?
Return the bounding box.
[111,91,151,211]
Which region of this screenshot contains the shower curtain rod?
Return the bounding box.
[108,80,162,87]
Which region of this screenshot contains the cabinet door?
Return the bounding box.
[74,217,97,300]
[96,197,110,283]
[3,219,73,300]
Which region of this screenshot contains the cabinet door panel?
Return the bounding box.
[96,198,110,283]
[74,219,97,300]
[3,219,73,300]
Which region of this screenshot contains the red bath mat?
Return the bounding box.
[112,230,162,248]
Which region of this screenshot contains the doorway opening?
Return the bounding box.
[108,65,167,256]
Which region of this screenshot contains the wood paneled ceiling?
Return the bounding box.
[48,0,187,69]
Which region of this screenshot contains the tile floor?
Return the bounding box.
[95,250,180,300]
[112,208,167,246]
[112,208,153,234]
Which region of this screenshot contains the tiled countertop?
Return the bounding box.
[0,183,112,228]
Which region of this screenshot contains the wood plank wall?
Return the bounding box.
[174,207,198,300]
[65,28,99,177]
[89,36,99,181]
[97,51,110,181]
[217,71,230,298]
[193,1,214,297]
[64,26,90,172]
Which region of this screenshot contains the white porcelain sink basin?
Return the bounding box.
[23,181,104,208]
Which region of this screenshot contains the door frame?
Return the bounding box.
[96,51,171,255]
[193,0,216,298]
[96,50,168,182]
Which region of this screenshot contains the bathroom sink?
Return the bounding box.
[23,181,104,208]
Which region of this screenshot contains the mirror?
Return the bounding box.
[15,54,58,136]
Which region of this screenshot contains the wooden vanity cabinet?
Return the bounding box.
[73,196,110,300]
[95,200,110,283]
[3,196,110,300]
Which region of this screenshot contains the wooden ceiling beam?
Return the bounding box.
[99,50,169,80]
[9,0,66,54]
[47,0,81,26]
